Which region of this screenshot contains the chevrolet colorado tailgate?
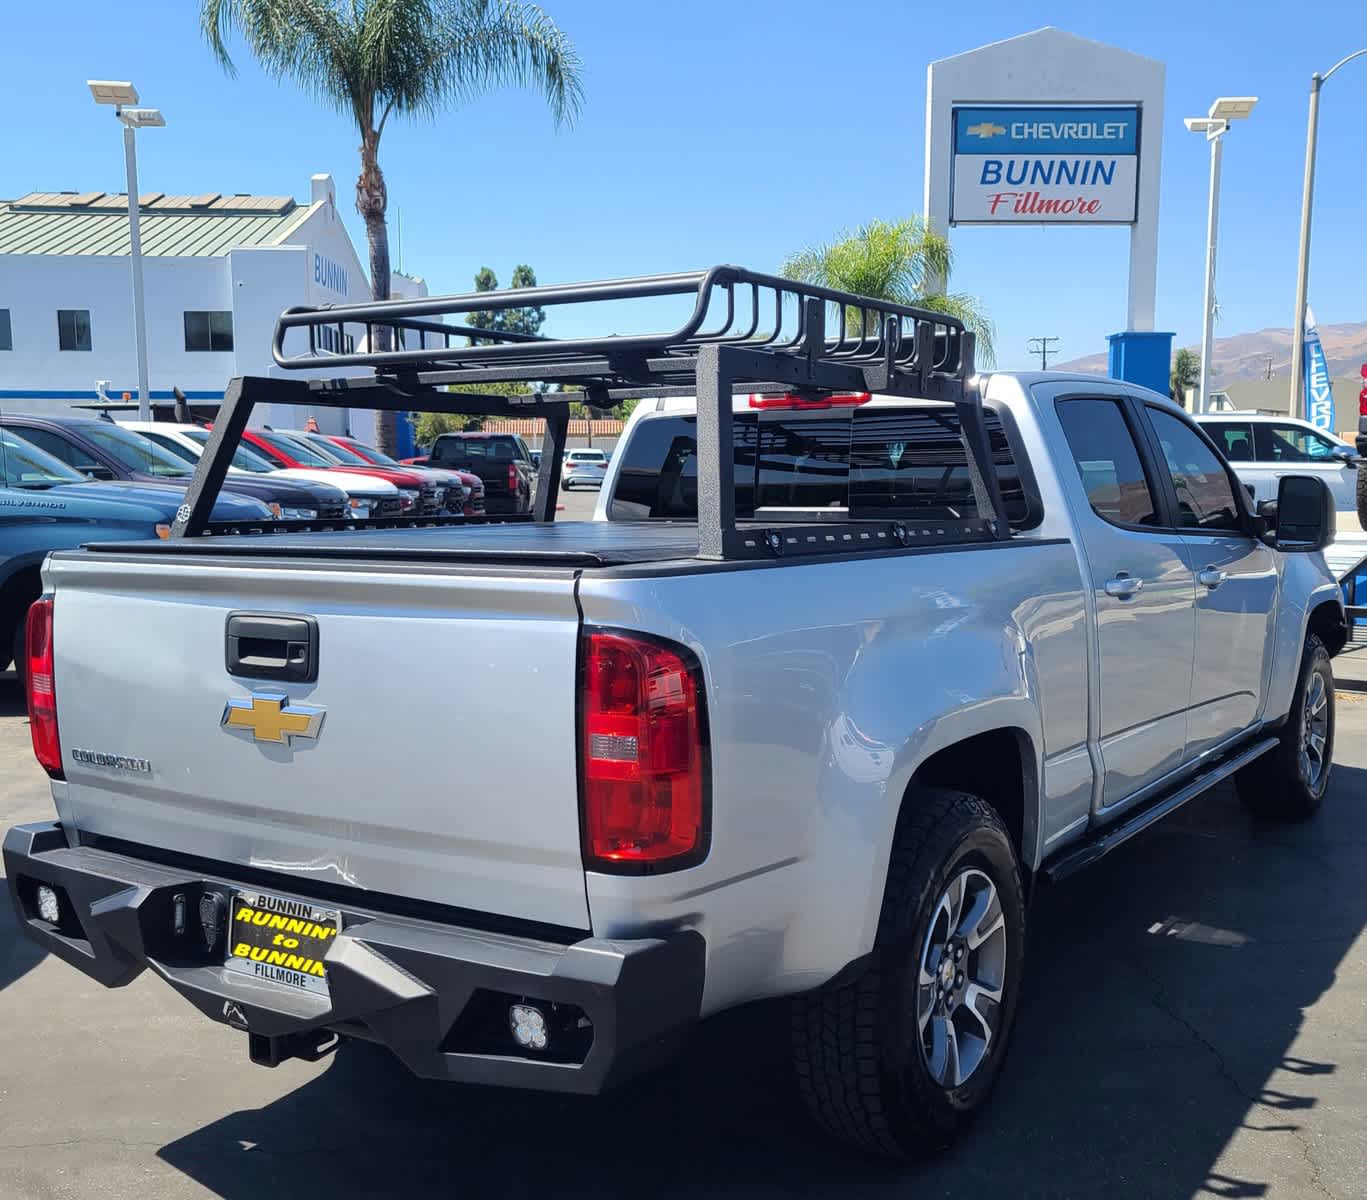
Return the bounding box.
[43,551,589,929]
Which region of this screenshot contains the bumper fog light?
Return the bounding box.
[509,1003,548,1051]
[36,883,60,924]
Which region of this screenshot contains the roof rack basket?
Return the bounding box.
[174,265,1009,560]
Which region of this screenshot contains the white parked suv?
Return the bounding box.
[1197,413,1359,513]
[562,447,609,489]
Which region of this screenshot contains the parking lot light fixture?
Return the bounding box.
[86,79,139,106]
[1185,97,1258,414]
[86,79,164,421]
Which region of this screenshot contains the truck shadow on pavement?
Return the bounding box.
[0,676,45,993]
[158,770,1367,1199]
[0,881,46,994]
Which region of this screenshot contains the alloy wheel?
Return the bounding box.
[915,867,1008,1089]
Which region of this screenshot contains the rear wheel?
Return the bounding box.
[1237,634,1334,821]
[792,788,1026,1158]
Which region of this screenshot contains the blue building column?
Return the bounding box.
[1107,331,1175,399]
[395,412,416,458]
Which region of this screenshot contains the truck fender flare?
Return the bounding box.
[859,701,1044,954]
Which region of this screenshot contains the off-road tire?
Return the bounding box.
[1237,634,1334,821]
[791,788,1026,1158]
[1356,460,1367,530]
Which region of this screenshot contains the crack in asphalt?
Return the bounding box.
[0,1137,169,1151]
[1127,954,1335,1200]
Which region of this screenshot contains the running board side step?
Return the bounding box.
[1042,736,1279,883]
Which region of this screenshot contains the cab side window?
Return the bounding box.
[1205,422,1255,462]
[1055,398,1159,527]
[1146,408,1243,533]
[16,428,102,473]
[1256,423,1338,463]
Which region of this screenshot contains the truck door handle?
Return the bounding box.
[1104,573,1144,599]
[1197,567,1228,589]
[226,612,319,683]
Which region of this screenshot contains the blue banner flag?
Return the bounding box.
[1304,306,1336,433]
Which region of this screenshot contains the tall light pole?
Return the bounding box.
[1184,97,1257,414]
[1289,50,1367,419]
[87,81,165,421]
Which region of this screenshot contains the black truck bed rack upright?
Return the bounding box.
[173,265,1009,561]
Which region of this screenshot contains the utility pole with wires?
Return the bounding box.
[1263,354,1275,380]
[1027,337,1060,370]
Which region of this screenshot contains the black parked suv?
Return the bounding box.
[426,433,535,514]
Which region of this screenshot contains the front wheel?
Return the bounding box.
[1237,634,1334,821]
[792,788,1026,1158]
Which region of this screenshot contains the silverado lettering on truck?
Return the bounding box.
[4,267,1347,1159]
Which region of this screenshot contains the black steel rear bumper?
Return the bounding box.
[4,822,704,1094]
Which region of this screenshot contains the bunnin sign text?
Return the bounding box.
[950,105,1140,225]
[313,253,350,296]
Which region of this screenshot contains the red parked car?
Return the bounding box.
[237,428,442,514]
[319,434,485,517]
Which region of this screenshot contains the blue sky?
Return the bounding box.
[1,0,1364,371]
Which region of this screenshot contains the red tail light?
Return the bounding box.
[747,391,870,410]
[508,462,519,493]
[26,597,62,779]
[580,631,709,871]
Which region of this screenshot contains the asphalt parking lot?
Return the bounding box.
[1,539,1364,1198]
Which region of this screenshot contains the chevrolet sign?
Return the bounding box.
[950,105,1140,225]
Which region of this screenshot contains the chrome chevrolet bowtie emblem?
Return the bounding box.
[222,692,325,745]
[965,121,1006,140]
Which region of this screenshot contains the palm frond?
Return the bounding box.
[202,0,582,133]
[201,0,360,113]
[917,292,996,367]
[420,0,584,126]
[783,215,990,365]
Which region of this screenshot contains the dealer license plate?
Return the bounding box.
[224,891,340,999]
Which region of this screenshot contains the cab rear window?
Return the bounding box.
[431,436,525,465]
[607,408,1031,525]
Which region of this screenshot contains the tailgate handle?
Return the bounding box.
[226,613,318,683]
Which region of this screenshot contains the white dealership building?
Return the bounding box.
[0,173,424,436]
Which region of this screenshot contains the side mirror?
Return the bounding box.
[1330,444,1359,467]
[1260,475,1333,552]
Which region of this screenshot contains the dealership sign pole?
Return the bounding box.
[925,29,1170,393]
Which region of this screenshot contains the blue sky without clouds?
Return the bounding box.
[1,0,1364,370]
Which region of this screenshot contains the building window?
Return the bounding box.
[57,309,92,352]
[0,309,11,351]
[317,326,355,355]
[184,310,234,352]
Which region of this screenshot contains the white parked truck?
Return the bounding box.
[4,268,1347,1158]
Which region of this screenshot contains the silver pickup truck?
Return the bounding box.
[4,268,1347,1159]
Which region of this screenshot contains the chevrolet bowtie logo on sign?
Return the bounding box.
[965,121,1006,140]
[222,692,325,745]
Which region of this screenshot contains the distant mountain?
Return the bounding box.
[1053,321,1367,381]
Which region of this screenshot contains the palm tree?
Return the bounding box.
[781,217,995,366]
[201,0,583,452]
[1170,347,1201,404]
